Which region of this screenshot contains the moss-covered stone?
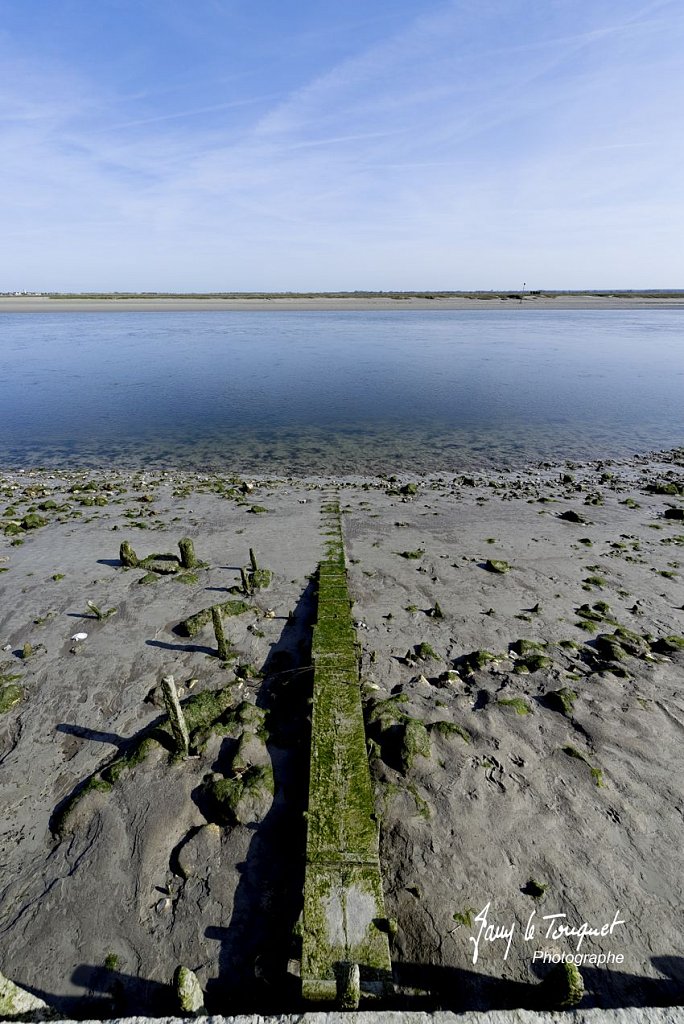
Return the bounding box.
[541,962,585,1008]
[558,509,589,523]
[20,513,48,530]
[415,641,439,662]
[513,653,552,674]
[652,634,684,653]
[511,638,546,656]
[205,765,274,825]
[460,649,500,673]
[595,633,627,661]
[484,558,511,573]
[174,965,206,1016]
[523,878,547,898]
[546,687,578,716]
[176,599,251,637]
[399,717,431,773]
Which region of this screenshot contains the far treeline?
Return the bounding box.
[25,289,684,299]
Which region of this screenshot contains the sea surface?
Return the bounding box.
[1,309,682,474]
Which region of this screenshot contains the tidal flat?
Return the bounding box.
[0,451,683,1013]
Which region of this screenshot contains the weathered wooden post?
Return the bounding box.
[161,675,190,757]
[211,605,229,661]
[178,537,197,569]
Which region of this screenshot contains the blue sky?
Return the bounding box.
[1,0,683,291]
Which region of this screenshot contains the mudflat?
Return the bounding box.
[0,453,683,1014]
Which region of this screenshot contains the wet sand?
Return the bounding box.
[0,453,683,1014]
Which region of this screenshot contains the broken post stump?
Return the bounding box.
[336,962,360,1010]
[161,675,190,757]
[119,540,139,567]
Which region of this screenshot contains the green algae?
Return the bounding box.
[453,908,476,928]
[414,641,439,661]
[0,684,23,714]
[138,572,158,585]
[429,720,470,743]
[562,745,604,787]
[497,697,532,715]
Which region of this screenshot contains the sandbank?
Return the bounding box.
[2,294,684,313]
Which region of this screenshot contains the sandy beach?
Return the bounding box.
[1,452,683,1014]
[2,295,684,313]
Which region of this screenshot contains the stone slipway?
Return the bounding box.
[6,1009,681,1024]
[301,499,392,1002]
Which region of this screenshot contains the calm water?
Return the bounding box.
[1,310,682,474]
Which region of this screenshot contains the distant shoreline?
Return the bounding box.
[2,293,684,312]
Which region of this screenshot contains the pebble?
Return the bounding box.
[70,632,88,641]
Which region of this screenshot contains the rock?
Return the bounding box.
[20,513,48,531]
[399,717,431,774]
[540,961,585,1008]
[174,965,206,1016]
[484,558,511,573]
[205,765,274,826]
[511,638,546,656]
[558,509,589,523]
[546,687,578,716]
[231,729,270,773]
[0,970,60,1020]
[664,507,684,520]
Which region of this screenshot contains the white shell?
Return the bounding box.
[70,632,88,641]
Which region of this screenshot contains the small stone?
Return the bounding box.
[0,970,59,1019]
[174,966,206,1016]
[70,632,88,641]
